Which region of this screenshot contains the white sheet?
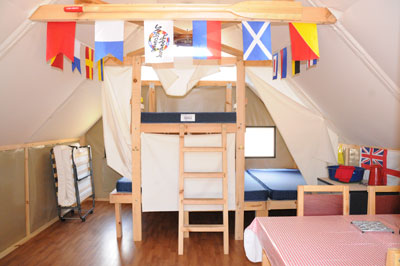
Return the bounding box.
[102,66,133,179]
[53,144,93,207]
[141,133,236,212]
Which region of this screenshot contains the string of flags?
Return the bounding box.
[45,19,320,82]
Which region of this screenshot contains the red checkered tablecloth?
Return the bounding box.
[246,214,400,265]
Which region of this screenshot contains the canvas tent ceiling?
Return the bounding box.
[0,0,399,151]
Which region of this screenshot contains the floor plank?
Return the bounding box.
[0,201,258,266]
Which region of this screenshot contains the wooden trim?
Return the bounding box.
[131,56,142,241]
[225,83,233,112]
[30,2,336,24]
[386,248,400,266]
[244,60,272,67]
[0,138,80,151]
[141,80,237,87]
[235,59,245,240]
[24,148,30,237]
[178,125,184,255]
[0,217,58,260]
[297,185,350,216]
[127,47,144,57]
[148,83,156,112]
[79,135,87,146]
[244,201,266,211]
[367,186,400,215]
[141,123,237,133]
[340,143,400,152]
[221,44,243,58]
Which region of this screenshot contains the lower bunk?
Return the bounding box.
[109,168,306,237]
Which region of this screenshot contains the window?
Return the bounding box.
[245,127,276,158]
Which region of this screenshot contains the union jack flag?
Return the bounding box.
[360,146,400,179]
[360,147,386,168]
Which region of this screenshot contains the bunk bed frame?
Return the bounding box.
[29,0,337,249]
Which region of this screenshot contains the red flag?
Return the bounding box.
[46,22,76,61]
[50,53,63,70]
[289,23,319,61]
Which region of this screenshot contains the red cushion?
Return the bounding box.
[376,195,400,214]
[303,194,343,216]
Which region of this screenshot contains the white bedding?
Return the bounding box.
[53,144,93,207]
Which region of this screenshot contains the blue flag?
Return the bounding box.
[280,48,287,79]
[95,21,124,62]
[272,53,278,80]
[242,21,271,61]
[72,39,81,74]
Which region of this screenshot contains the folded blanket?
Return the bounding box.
[335,165,355,182]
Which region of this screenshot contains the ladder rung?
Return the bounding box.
[182,198,225,205]
[183,172,224,178]
[182,147,224,152]
[182,224,225,232]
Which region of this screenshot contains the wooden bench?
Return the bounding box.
[109,189,132,238]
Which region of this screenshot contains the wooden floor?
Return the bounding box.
[0,201,260,266]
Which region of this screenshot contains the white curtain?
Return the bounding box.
[246,68,337,184]
[102,66,132,179]
[141,133,236,211]
[154,58,220,96]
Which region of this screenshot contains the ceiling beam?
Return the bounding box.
[30,1,336,24]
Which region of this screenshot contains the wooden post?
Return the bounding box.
[148,82,156,112]
[235,60,245,240]
[131,56,142,241]
[225,83,232,112]
[79,135,87,146]
[24,148,30,236]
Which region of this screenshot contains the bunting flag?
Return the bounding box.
[193,21,221,59]
[280,47,287,79]
[98,58,104,81]
[46,22,76,62]
[306,59,317,69]
[95,20,124,62]
[242,21,271,61]
[85,46,94,80]
[292,60,300,76]
[272,52,278,80]
[72,39,81,74]
[50,53,63,70]
[289,23,319,61]
[144,20,174,63]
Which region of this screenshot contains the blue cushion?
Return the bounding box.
[247,169,306,200]
[244,171,269,201]
[116,177,132,192]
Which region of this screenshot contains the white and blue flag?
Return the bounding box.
[95,20,124,62]
[242,21,271,61]
[72,39,81,73]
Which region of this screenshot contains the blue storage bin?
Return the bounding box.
[327,165,365,183]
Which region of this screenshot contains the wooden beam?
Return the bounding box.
[235,59,245,240]
[0,137,81,151]
[30,2,336,24]
[127,47,144,57]
[221,44,243,58]
[24,148,30,237]
[131,56,142,241]
[141,80,237,87]
[225,83,233,112]
[141,123,237,134]
[148,82,156,112]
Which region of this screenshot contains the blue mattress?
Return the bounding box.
[141,112,236,123]
[244,171,269,201]
[116,177,132,192]
[246,169,306,200]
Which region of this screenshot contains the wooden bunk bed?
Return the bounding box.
[30,0,337,255]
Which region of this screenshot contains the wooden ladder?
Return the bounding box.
[178,124,229,255]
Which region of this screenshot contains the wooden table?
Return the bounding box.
[318,177,368,214]
[247,214,400,266]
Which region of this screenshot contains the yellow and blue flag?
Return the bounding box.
[98,58,104,81]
